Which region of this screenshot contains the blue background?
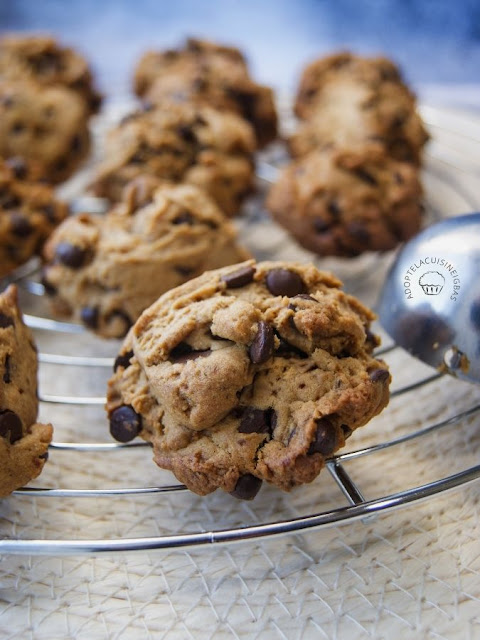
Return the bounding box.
[1,0,479,100]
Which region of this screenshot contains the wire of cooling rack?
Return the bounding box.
[2,105,480,556]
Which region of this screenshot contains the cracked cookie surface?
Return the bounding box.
[0,285,52,497]
[106,260,390,499]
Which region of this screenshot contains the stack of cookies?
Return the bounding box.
[92,37,279,216]
[0,35,101,184]
[267,52,429,257]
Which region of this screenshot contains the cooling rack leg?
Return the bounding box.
[326,460,377,524]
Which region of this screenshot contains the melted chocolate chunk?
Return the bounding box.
[265,269,306,297]
[0,313,14,329]
[230,474,263,500]
[249,322,274,364]
[10,213,33,237]
[308,417,338,456]
[221,265,255,288]
[238,407,276,435]
[3,354,11,383]
[369,368,390,383]
[109,405,142,443]
[113,349,134,372]
[80,306,99,329]
[55,242,88,268]
[0,409,23,443]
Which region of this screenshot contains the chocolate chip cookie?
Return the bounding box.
[91,102,255,216]
[0,34,102,114]
[134,37,277,148]
[266,147,423,257]
[0,79,91,184]
[42,180,250,338]
[0,285,52,497]
[106,260,390,499]
[0,158,68,278]
[290,76,428,165]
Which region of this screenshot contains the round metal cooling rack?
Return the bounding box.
[1,104,480,556]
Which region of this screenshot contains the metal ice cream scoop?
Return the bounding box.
[377,212,480,384]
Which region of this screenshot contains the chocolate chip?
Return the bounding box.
[327,199,341,218]
[348,222,370,244]
[230,474,263,500]
[109,405,142,443]
[0,313,14,328]
[10,213,33,237]
[308,417,338,456]
[172,211,195,225]
[169,342,211,363]
[39,451,49,461]
[0,409,23,444]
[177,125,197,144]
[354,168,377,185]
[71,134,82,153]
[365,328,379,348]
[0,190,20,209]
[369,368,390,383]
[3,354,11,383]
[238,407,275,435]
[41,204,58,224]
[313,218,330,233]
[265,269,306,297]
[11,121,25,135]
[249,322,274,364]
[5,157,27,179]
[221,265,255,288]
[80,306,99,329]
[114,349,134,372]
[55,242,88,268]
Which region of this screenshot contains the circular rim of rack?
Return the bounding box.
[2,103,480,555]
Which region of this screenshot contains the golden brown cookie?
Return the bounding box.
[42,181,250,338]
[295,51,408,119]
[0,285,52,497]
[106,260,390,499]
[134,37,277,148]
[0,34,101,114]
[266,147,423,257]
[0,158,68,278]
[91,102,255,216]
[0,79,90,184]
[289,76,428,165]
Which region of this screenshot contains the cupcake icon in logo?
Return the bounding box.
[419,271,445,295]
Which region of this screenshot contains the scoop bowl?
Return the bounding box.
[377,212,480,384]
